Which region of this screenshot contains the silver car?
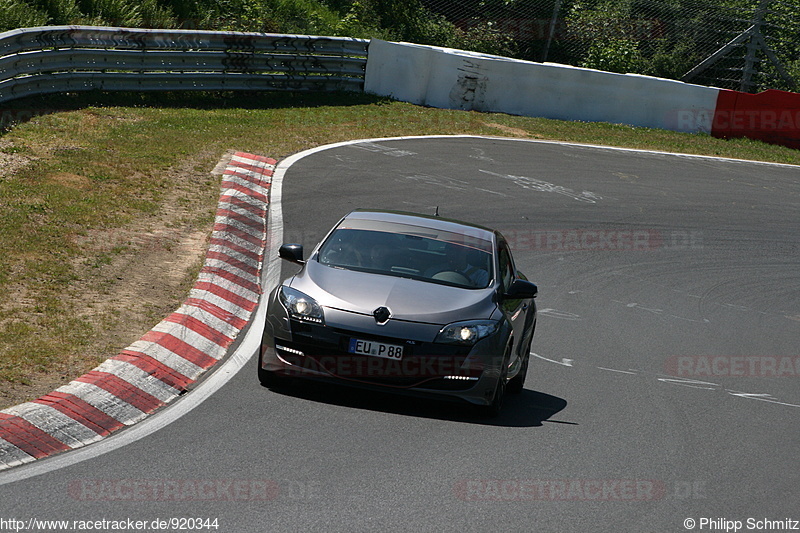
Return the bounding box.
[258,209,538,416]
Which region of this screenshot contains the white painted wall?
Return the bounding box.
[364,39,719,134]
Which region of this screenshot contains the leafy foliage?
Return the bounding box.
[0,0,49,29]
[580,38,642,73]
[560,0,798,90]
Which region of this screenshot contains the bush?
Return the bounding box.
[29,0,82,25]
[581,38,643,73]
[452,21,518,58]
[0,0,49,30]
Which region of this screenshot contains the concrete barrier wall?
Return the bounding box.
[712,89,800,150]
[364,39,721,134]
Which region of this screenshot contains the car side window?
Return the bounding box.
[497,239,515,292]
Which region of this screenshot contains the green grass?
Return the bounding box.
[0,89,798,402]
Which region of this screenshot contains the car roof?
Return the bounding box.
[344,209,496,242]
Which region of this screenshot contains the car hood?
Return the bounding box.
[289,260,497,325]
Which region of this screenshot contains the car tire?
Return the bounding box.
[507,354,528,395]
[508,320,535,395]
[507,337,533,395]
[479,343,511,418]
[483,375,506,418]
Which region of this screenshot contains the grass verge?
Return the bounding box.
[1,90,798,409]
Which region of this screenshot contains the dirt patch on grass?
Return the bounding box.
[483,122,543,138]
[48,172,94,190]
[0,138,35,175]
[0,150,222,410]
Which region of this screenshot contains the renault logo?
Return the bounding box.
[373,306,391,324]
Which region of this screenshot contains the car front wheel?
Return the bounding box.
[479,343,511,418]
[508,337,533,394]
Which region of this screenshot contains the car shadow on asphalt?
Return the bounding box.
[262,379,571,428]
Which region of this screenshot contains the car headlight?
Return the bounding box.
[279,286,324,324]
[435,320,499,345]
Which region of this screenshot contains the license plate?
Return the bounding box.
[348,338,404,360]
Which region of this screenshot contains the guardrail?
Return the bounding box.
[0,26,369,104]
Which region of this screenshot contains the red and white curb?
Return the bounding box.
[0,152,275,471]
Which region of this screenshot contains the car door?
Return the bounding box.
[496,236,530,372]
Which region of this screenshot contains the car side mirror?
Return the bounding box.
[279,243,305,264]
[504,279,538,299]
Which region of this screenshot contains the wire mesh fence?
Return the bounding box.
[419,0,800,92]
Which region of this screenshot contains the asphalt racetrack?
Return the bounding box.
[1,136,798,532]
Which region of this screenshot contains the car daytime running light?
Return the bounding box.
[275,344,305,356]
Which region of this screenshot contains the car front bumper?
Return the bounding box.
[259,290,508,406]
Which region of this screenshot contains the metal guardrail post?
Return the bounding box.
[682,0,795,93]
[740,0,770,92]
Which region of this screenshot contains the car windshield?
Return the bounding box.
[316,220,494,289]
